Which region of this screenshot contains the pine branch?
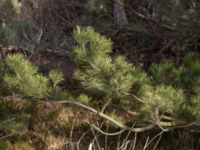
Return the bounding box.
[49,100,155,133]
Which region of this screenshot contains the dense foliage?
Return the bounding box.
[1,0,200,149]
[1,26,200,140]
[71,27,200,123]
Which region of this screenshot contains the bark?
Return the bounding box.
[113,0,128,27]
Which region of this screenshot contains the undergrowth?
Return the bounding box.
[0,26,200,149]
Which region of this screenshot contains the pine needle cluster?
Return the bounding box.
[1,26,200,137]
[3,54,67,100]
[0,53,67,136]
[150,52,200,120]
[71,26,200,122]
[72,26,150,107]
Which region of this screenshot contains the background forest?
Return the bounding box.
[0,0,200,149]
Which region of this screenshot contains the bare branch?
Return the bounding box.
[50,100,155,133]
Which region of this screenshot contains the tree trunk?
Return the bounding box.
[113,0,128,27]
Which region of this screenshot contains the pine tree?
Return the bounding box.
[71,26,200,124]
[72,26,151,108]
[1,26,200,136]
[150,52,200,120]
